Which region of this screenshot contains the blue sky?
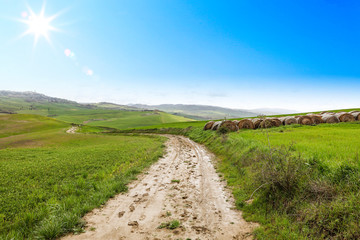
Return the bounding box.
[1,0,360,111]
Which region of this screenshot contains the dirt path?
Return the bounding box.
[66,126,78,134]
[63,135,258,240]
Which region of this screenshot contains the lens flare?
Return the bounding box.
[64,48,72,57]
[83,66,94,76]
[21,11,28,18]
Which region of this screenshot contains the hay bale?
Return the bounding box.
[308,114,324,125]
[260,119,276,128]
[322,114,340,124]
[211,121,222,130]
[203,121,215,130]
[220,120,239,132]
[252,118,263,129]
[351,112,360,121]
[349,110,360,114]
[335,112,355,122]
[238,119,255,129]
[270,118,282,127]
[297,116,314,125]
[281,116,297,125]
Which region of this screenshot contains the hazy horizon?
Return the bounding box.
[1,1,360,112]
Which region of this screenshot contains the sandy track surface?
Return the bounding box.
[63,135,258,240]
[66,126,78,134]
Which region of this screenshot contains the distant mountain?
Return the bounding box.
[250,108,301,115]
[130,104,259,120]
[0,90,76,104]
[0,91,142,116]
[0,91,139,113]
[0,91,299,121]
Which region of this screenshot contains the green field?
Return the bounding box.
[3,106,360,239]
[53,109,193,129]
[0,114,166,239]
[0,92,194,130]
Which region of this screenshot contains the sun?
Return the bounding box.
[18,3,59,47]
[28,14,52,37]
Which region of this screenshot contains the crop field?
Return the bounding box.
[0,93,194,130]
[53,109,193,129]
[0,114,166,239]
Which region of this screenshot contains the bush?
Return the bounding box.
[255,146,310,213]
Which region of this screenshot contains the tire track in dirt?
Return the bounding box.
[62,135,258,240]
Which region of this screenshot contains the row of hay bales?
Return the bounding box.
[204,111,360,132]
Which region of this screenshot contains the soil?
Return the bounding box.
[66,126,78,134]
[62,135,258,240]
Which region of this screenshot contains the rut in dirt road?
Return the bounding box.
[63,135,258,240]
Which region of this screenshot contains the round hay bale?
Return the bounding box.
[351,112,360,121]
[203,121,215,130]
[297,116,314,125]
[211,121,222,130]
[308,114,324,125]
[259,119,276,128]
[278,117,286,125]
[335,112,355,122]
[270,118,282,127]
[282,117,297,125]
[220,120,239,132]
[251,118,263,129]
[349,110,360,114]
[322,114,340,124]
[238,119,255,129]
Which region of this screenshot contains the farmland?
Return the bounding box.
[0,114,166,239]
[2,107,360,239]
[0,91,194,130]
[54,109,193,129]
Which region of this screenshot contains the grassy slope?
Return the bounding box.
[0,95,194,129]
[54,110,193,129]
[239,123,360,166]
[0,114,166,239]
[0,114,68,138]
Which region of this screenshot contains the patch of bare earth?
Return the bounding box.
[66,126,78,134]
[63,135,258,240]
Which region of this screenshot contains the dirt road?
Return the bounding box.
[63,135,257,240]
[66,126,78,134]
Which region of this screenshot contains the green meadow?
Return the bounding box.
[54,109,193,129]
[237,123,360,166]
[0,114,166,239]
[0,94,194,130]
[2,107,360,239]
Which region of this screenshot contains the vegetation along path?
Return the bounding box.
[63,135,258,240]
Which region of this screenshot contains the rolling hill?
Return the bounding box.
[130,104,260,120]
[0,91,194,129]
